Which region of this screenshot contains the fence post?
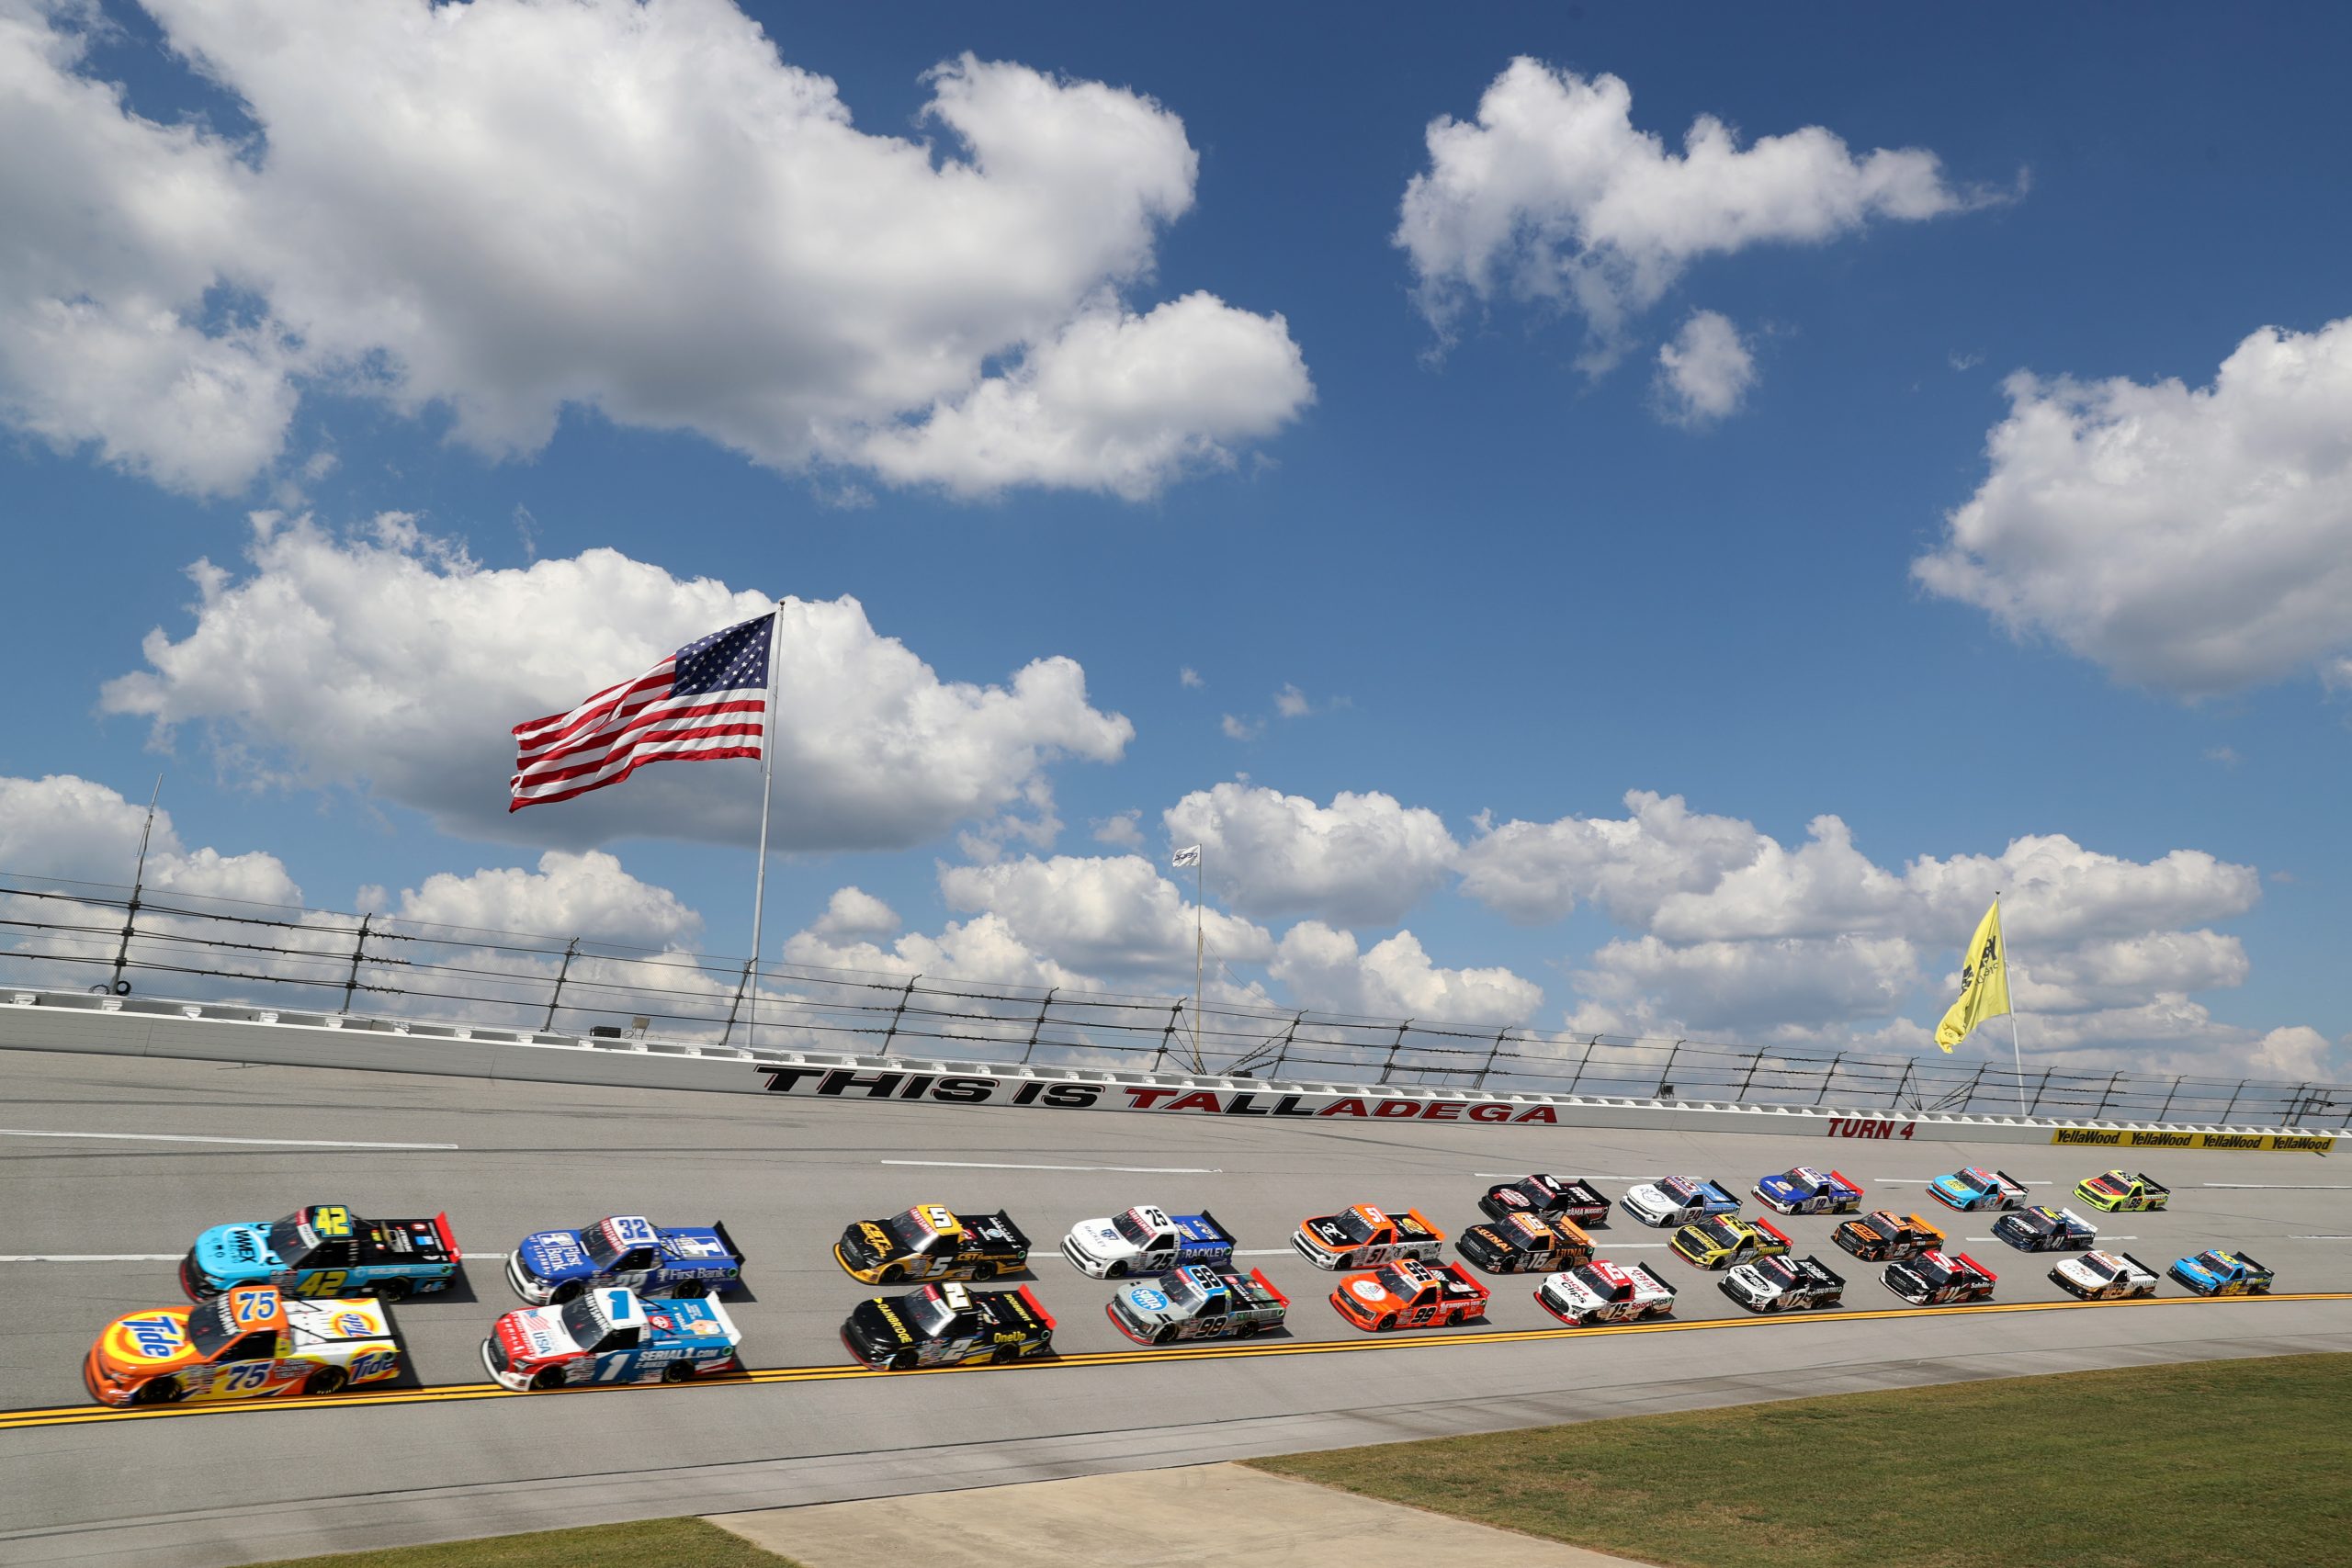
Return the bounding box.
[1152,1000,1185,1073]
[2281,1083,2312,1128]
[1892,1057,1916,1112]
[879,974,921,1055]
[1567,1036,1600,1096]
[106,887,142,996]
[2219,1077,2246,1124]
[1735,1047,1764,1102]
[541,938,580,1031]
[1656,1040,1684,1099]
[1475,1027,1513,1090]
[2027,1067,2054,1118]
[339,915,373,1016]
[718,958,755,1047]
[1961,1061,1987,1115]
[2095,1071,2124,1121]
[1812,1051,1846,1107]
[2156,1074,2181,1123]
[1271,1010,1306,1078]
[1020,988,1058,1066]
[1376,1021,1414,1085]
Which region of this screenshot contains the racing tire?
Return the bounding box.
[303,1367,346,1396]
[672,1280,708,1299]
[990,1344,1019,1365]
[879,1265,905,1286]
[1341,1251,1364,1271]
[2255,1283,2272,1295]
[528,1367,565,1392]
[888,1350,917,1371]
[376,1278,413,1303]
[969,1263,997,1282]
[132,1376,185,1405]
[661,1361,692,1384]
[1152,1325,1178,1347]
[1106,1261,1127,1279]
[1375,1314,1397,1333]
[549,1280,584,1304]
[1234,1323,1259,1340]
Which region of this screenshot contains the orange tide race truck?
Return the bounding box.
[85,1284,401,1406]
[1291,1203,1444,1270]
[1329,1258,1490,1331]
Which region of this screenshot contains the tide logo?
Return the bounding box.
[117,1314,185,1360]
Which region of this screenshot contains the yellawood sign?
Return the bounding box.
[2049,1126,2334,1154]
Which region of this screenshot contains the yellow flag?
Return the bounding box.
[1934,898,2010,1052]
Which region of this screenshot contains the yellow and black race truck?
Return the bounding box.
[834,1203,1032,1285]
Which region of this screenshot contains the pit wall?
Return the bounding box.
[1,987,2333,1154]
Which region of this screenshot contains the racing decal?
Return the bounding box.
[2051,1128,2333,1153]
[328,1311,374,1337]
[111,1314,187,1361]
[1824,1117,1916,1140]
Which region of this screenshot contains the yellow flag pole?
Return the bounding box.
[1193,851,1205,1074]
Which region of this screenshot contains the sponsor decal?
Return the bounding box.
[1129,1289,1170,1312]
[329,1311,374,1337]
[1348,1279,1386,1301]
[2052,1128,2125,1146]
[2047,1129,2333,1153]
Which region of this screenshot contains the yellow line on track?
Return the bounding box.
[7,1291,2345,1433]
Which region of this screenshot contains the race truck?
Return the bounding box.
[84,1284,401,1406]
[1833,1209,1946,1263]
[2051,1249,2159,1300]
[1478,1174,1611,1227]
[1456,1212,1594,1274]
[835,1203,1032,1285]
[1534,1259,1678,1325]
[1883,1248,1996,1305]
[1059,1206,1235,1280]
[1720,1254,1848,1314]
[1107,1265,1288,1345]
[1752,1167,1863,1216]
[506,1215,745,1303]
[1618,1176,1742,1229]
[1928,1166,2031,1212]
[840,1280,1057,1370]
[1292,1204,1444,1270]
[1992,1205,2098,1253]
[2168,1249,2275,1296]
[1330,1258,1489,1332]
[182,1204,459,1302]
[483,1286,742,1392]
[2075,1170,2171,1213]
[1670,1214,1793,1270]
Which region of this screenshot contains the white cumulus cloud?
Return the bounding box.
[1915,317,2352,697]
[1271,922,1542,1026]
[360,850,702,949]
[1163,782,1460,925]
[101,513,1132,848]
[1652,309,1757,425]
[0,772,301,906]
[1,1,1308,499]
[1396,58,1986,359]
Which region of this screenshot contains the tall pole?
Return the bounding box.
[744,607,782,1056]
[1192,851,1204,1073]
[2001,891,2028,1117]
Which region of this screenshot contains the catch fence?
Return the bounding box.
[2,870,2345,1129]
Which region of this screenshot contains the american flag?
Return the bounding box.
[508,612,775,811]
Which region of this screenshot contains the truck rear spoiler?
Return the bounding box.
[1015,1285,1056,1332]
[1754,1218,1792,1245]
[432,1212,461,1263]
[1993,1169,2028,1191]
[1190,1209,1237,1245]
[1248,1267,1290,1307]
[2136,1174,2172,1193]
[1827,1169,1859,1194]
[989,1212,1033,1249]
[710,1219,745,1264]
[2118,1251,2157,1277]
[1955,1251,1996,1282]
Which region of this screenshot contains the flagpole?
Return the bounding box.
[1192,851,1204,1074]
[2000,891,2028,1117]
[744,605,782,1056]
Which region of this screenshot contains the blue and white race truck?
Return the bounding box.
[506,1215,746,1304]
[1059,1206,1236,1279]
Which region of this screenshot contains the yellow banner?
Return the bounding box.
[1935,899,2010,1052]
[2048,1127,2334,1154]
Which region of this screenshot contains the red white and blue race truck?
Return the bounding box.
[1060,1206,1236,1280]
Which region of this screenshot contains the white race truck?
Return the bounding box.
[1060,1206,1236,1280]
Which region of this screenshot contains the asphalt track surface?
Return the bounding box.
[3,1047,2346,1568]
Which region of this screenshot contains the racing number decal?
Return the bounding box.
[311,1207,353,1237]
[221,1362,273,1394]
[294,1270,350,1297]
[228,1287,275,1324]
[606,1289,631,1317]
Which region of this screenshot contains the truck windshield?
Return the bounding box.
[578,1224,623,1269]
[886,1211,941,1250]
[263,1213,319,1267]
[185,1298,241,1357]
[1862,1213,1900,1240]
[2078,1257,2119,1281]
[1693,1218,1740,1247]
[1114,1212,1157,1247]
[1751,1258,1797,1288]
[558,1295,609,1344]
[1330,1212,1378,1244]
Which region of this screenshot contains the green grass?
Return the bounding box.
[1252,1353,2352,1568]
[249,1517,800,1568]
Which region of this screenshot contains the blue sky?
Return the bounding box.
[4,0,2347,1080]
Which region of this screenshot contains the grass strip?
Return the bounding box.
[1251,1352,2352,1568]
[248,1517,800,1568]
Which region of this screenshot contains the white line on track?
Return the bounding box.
[0,1128,458,1150]
[2202,1183,2351,1190]
[0,1254,179,1262]
[1475,1172,1652,1180]
[2290,1235,2352,1240]
[1966,1235,2134,1242]
[1874,1178,2049,1184]
[1233,1248,1291,1258]
[878,1159,1223,1173]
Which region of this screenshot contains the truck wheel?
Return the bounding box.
[376,1278,413,1303]
[1375,1314,1397,1333]
[1342,1251,1363,1270]
[1234,1323,1259,1340]
[991,1344,1019,1365]
[133,1376,185,1405]
[970,1262,997,1281]
[1106,1261,1126,1279]
[529,1367,565,1391]
[880,1264,905,1285]
[550,1280,583,1304]
[662,1362,692,1383]
[1152,1325,1178,1346]
[302,1367,347,1396]
[672,1280,708,1299]
[888,1350,917,1371]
